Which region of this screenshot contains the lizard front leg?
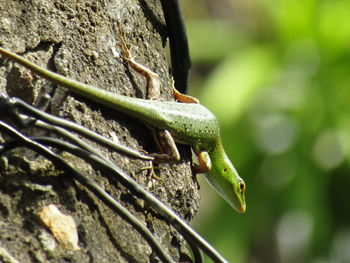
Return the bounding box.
[192,151,211,174]
[172,85,199,104]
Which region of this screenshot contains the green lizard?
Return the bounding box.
[0,46,246,213]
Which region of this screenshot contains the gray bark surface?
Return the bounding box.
[0,0,200,262]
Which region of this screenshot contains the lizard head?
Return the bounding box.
[204,140,246,213]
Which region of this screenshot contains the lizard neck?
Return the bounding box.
[205,138,246,213]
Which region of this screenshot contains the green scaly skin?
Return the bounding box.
[0,47,246,213]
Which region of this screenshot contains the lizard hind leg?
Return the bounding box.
[150,129,181,162]
[141,129,181,181]
[116,21,183,176]
[116,21,161,100]
[141,164,163,182]
[117,21,197,104]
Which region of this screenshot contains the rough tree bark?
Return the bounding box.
[0,0,200,262]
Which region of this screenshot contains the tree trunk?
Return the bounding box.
[0,0,200,262]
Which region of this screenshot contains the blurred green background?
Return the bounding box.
[181,0,350,262]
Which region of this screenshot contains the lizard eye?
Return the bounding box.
[223,168,227,173]
[239,181,246,193]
